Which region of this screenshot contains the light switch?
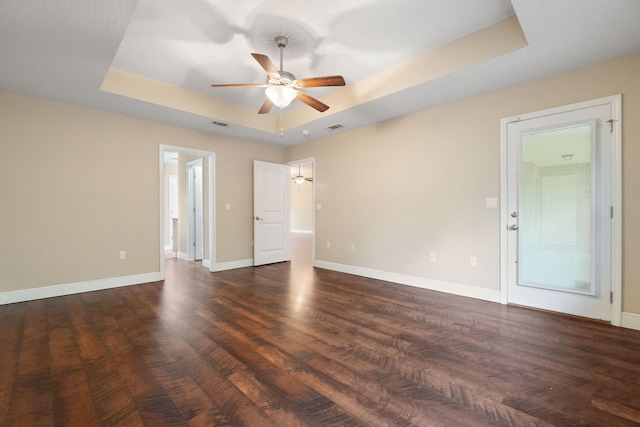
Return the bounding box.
[316,203,322,210]
[225,203,231,211]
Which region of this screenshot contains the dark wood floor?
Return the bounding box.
[2,235,640,426]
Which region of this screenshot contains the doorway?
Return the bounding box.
[288,158,315,265]
[159,145,216,279]
[500,95,621,324]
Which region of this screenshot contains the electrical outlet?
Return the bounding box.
[326,241,331,249]
[119,251,126,260]
[470,256,477,267]
[429,252,436,262]
[350,244,356,252]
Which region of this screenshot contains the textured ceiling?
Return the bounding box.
[1,0,639,146]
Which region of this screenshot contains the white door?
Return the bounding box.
[254,161,291,266]
[187,159,204,261]
[506,103,613,320]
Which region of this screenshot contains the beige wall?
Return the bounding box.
[285,52,640,314]
[0,91,283,292]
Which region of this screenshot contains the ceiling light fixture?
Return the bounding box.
[265,85,297,109]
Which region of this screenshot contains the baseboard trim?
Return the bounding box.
[313,260,501,303]
[213,259,254,272]
[621,312,640,331]
[177,252,190,261]
[0,272,163,305]
[291,230,313,235]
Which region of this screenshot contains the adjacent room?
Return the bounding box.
[2,0,640,425]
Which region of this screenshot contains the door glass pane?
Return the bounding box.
[519,123,594,294]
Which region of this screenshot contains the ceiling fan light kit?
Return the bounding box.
[265,85,297,108]
[211,35,345,119]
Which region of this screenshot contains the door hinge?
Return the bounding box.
[610,291,613,304]
[607,119,614,133]
[610,206,614,219]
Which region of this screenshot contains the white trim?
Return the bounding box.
[0,272,162,305]
[621,313,640,331]
[177,251,190,261]
[164,244,173,251]
[314,260,501,303]
[213,259,254,272]
[499,95,622,325]
[202,259,210,269]
[610,95,623,326]
[291,229,313,234]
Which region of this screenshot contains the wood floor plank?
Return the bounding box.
[5,299,54,426]
[0,303,27,426]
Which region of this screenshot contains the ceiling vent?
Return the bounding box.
[211,121,230,127]
[325,124,344,131]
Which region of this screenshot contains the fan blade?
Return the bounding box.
[297,75,345,88]
[297,91,329,112]
[251,53,281,79]
[305,178,313,182]
[210,83,267,88]
[258,98,273,114]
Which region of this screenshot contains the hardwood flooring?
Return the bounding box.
[2,235,640,426]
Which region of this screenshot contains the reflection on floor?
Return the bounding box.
[290,232,312,268]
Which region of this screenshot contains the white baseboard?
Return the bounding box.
[202,259,211,269]
[291,230,313,235]
[164,244,173,250]
[177,252,190,261]
[213,259,254,272]
[313,260,501,303]
[0,272,162,305]
[621,312,640,331]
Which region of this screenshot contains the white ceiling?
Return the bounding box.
[1,0,639,147]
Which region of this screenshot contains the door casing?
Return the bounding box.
[159,145,216,279]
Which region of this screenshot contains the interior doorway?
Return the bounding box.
[288,158,315,265]
[159,145,216,279]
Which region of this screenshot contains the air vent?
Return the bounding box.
[211,121,230,127]
[325,124,344,131]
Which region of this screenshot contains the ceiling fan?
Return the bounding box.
[211,36,345,114]
[293,164,313,184]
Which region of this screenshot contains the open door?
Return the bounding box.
[254,161,291,266]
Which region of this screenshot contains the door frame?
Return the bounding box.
[287,157,316,264]
[159,145,216,279]
[499,95,622,325]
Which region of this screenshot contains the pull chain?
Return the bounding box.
[280,109,284,137]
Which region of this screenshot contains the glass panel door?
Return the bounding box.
[505,102,612,321]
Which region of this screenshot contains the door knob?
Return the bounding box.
[255,216,263,221]
[508,224,518,231]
